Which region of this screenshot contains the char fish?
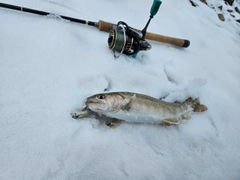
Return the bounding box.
[72,92,208,125]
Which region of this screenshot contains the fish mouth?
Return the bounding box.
[86,101,104,113]
[86,98,103,105]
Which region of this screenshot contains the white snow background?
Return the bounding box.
[1,0,240,179]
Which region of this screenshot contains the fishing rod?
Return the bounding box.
[0,2,190,56]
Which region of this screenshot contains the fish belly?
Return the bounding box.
[104,110,163,124]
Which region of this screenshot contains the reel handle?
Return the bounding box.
[150,0,162,16]
[98,20,190,48]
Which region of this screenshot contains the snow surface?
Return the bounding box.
[0,0,240,179]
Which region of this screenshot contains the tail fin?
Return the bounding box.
[191,98,208,112]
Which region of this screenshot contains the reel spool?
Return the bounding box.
[108,22,143,57]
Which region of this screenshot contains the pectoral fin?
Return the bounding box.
[121,94,136,111]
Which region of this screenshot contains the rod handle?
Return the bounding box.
[145,32,190,48]
[98,20,190,48]
[98,20,113,32]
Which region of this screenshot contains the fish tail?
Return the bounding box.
[186,98,208,112]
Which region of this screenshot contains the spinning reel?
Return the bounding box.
[108,0,162,57]
[108,21,152,56]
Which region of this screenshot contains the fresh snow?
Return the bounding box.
[0,0,240,179]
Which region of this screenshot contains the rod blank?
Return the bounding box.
[0,2,97,27]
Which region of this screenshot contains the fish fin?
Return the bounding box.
[181,114,192,120]
[194,104,208,112]
[161,118,180,125]
[105,118,121,128]
[190,98,208,112]
[161,122,173,126]
[121,94,136,111]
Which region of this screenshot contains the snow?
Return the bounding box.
[0,0,240,179]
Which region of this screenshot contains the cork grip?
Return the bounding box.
[145,32,190,48]
[98,20,113,32]
[98,20,190,48]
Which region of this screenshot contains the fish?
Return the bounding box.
[71,92,208,126]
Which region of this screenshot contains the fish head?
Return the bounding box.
[85,93,125,113]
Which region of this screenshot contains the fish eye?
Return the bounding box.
[97,95,105,100]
